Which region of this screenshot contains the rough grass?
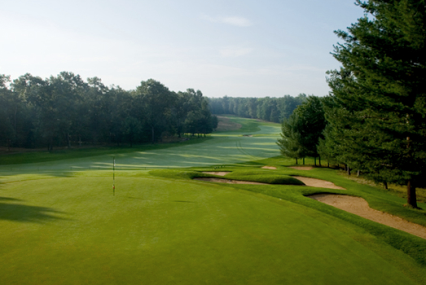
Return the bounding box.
[214,115,265,134]
[214,115,242,131]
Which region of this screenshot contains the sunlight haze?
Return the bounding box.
[1,0,364,97]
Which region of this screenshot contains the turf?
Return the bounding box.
[0,174,422,284]
[1,115,426,284]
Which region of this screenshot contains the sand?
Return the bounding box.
[262,166,277,170]
[289,166,313,170]
[202,172,230,176]
[293,176,345,190]
[309,194,426,239]
[194,178,267,185]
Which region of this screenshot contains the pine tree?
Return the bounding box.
[277,113,304,164]
[327,0,426,207]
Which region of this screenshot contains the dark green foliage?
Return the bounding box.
[0,73,215,149]
[277,96,326,164]
[325,0,426,207]
[277,113,304,162]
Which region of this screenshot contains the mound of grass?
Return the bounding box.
[149,169,206,180]
[151,169,305,185]
[223,171,305,185]
[230,183,426,269]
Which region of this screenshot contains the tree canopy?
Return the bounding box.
[277,96,326,164]
[0,72,217,150]
[324,0,426,207]
[208,94,307,123]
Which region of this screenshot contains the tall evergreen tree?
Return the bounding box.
[327,0,426,207]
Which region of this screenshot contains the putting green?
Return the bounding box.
[0,176,418,284]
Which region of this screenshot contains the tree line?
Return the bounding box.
[208,94,307,123]
[278,0,426,208]
[0,72,217,150]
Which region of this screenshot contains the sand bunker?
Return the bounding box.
[293,176,345,190]
[194,178,267,185]
[202,172,230,176]
[262,166,277,170]
[289,166,313,170]
[309,194,426,239]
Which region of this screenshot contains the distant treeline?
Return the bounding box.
[208,94,307,123]
[0,72,217,150]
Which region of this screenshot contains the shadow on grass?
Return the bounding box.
[0,197,22,202]
[0,199,66,223]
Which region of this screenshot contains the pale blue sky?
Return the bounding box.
[1,0,364,97]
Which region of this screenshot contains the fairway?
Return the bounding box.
[0,117,280,173]
[1,116,425,284]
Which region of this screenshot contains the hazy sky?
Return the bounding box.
[1,0,364,97]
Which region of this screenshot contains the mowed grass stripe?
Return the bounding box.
[0,176,417,284]
[0,118,281,173]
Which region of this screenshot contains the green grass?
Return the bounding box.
[0,137,213,166]
[214,115,262,133]
[0,174,424,284]
[1,115,425,284]
[0,118,281,173]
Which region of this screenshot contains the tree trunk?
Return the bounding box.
[384,181,388,190]
[303,157,305,165]
[67,133,71,149]
[296,158,298,165]
[407,179,417,208]
[405,134,417,207]
[151,126,155,144]
[357,170,360,177]
[327,160,329,168]
[319,156,321,167]
[347,165,351,175]
[314,157,316,166]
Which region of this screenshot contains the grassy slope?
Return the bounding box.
[0,115,425,284]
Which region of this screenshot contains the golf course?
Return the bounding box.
[1,116,425,285]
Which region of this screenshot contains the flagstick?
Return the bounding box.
[113,156,115,196]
